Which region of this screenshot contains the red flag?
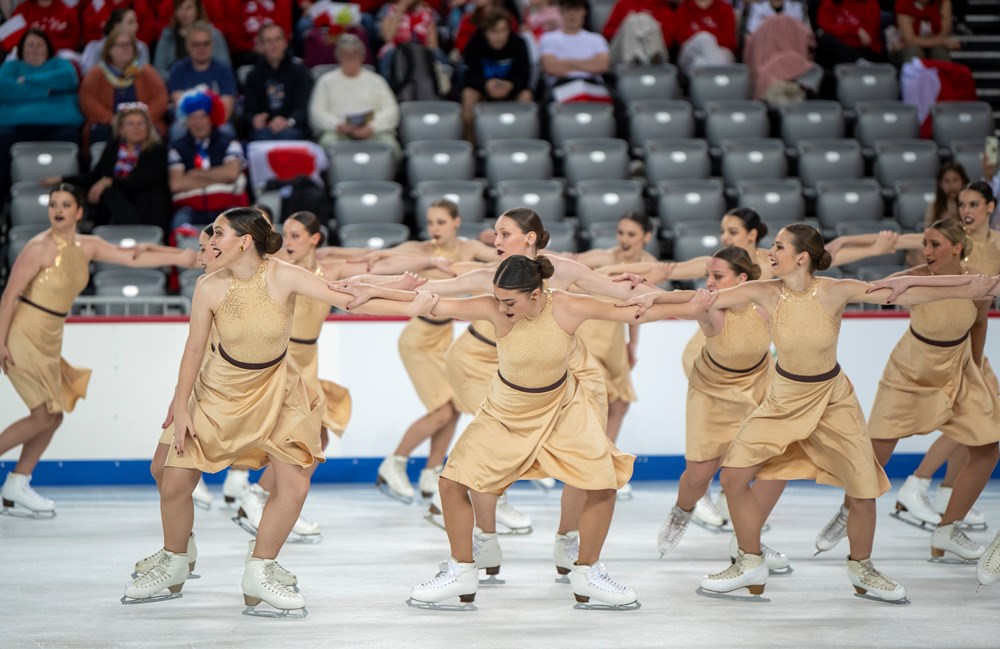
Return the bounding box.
[0,14,27,52]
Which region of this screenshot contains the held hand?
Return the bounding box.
[865,276,912,303]
[431,256,454,274]
[825,237,845,258]
[649,261,676,284]
[872,230,900,254]
[616,292,655,317]
[330,282,376,310]
[690,288,719,312]
[386,271,428,291]
[172,409,196,455]
[360,248,387,270]
[409,290,439,317]
[123,241,157,260]
[611,272,647,290]
[0,345,13,374]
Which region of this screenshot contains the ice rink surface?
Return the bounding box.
[3,480,998,649]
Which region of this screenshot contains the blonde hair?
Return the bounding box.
[113,104,160,151]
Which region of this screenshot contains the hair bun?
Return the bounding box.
[817,250,833,271]
[264,231,284,255]
[534,255,555,280]
[538,229,551,250]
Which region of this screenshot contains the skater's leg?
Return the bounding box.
[719,464,763,554]
[576,488,616,564]
[470,490,499,534]
[440,477,475,562]
[604,399,629,444]
[150,443,170,487]
[253,457,312,560]
[160,467,201,552]
[0,406,63,475]
[677,457,722,511]
[914,435,960,480]
[940,443,999,525]
[558,485,587,535]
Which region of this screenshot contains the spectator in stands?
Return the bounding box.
[81,7,152,74]
[244,23,312,141]
[10,0,79,53]
[674,0,738,72]
[815,0,883,68]
[461,8,532,141]
[742,4,818,102]
[0,29,83,202]
[538,0,610,100]
[167,88,249,231]
[890,0,960,64]
[153,0,224,34]
[453,0,521,55]
[166,20,237,140]
[377,0,448,78]
[309,34,401,152]
[45,104,171,229]
[83,0,157,48]
[223,0,293,68]
[601,0,672,64]
[154,0,230,81]
[743,0,810,35]
[924,161,969,227]
[80,28,168,146]
[523,0,563,40]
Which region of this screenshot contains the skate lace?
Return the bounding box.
[132,555,177,588]
[137,548,166,568]
[949,525,982,551]
[497,498,527,525]
[856,560,899,591]
[983,535,1000,572]
[661,508,692,545]
[586,563,629,594]
[821,508,849,540]
[708,552,759,580]
[695,496,723,521]
[419,561,461,589]
[263,563,298,596]
[761,542,786,562]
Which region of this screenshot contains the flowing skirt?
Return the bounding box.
[575,319,636,403]
[399,317,455,413]
[290,339,352,437]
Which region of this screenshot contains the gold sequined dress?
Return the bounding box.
[723,279,891,499]
[6,233,90,413]
[289,266,351,437]
[868,298,1000,445]
[966,230,1000,395]
[166,260,324,472]
[681,329,706,379]
[440,293,633,494]
[686,306,773,461]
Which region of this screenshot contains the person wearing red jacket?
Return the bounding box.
[222,0,293,67]
[815,0,883,68]
[601,0,672,63]
[83,0,156,45]
[891,0,960,64]
[11,0,79,52]
[675,0,737,71]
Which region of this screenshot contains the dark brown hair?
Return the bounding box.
[713,246,761,280]
[429,198,459,218]
[499,207,550,249]
[783,223,831,272]
[725,207,768,242]
[619,211,652,233]
[494,254,555,293]
[222,207,282,256]
[933,162,970,221]
[289,211,326,246]
[19,28,55,61]
[963,180,997,207]
[50,183,85,208]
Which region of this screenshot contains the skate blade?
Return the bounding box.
[690,518,728,534]
[768,566,794,576]
[130,570,201,580]
[375,481,414,505]
[423,511,447,531]
[479,575,505,585]
[695,586,770,603]
[496,525,532,536]
[957,522,989,532]
[231,515,259,537]
[928,555,978,565]
[852,592,910,605]
[120,592,183,605]
[192,499,212,511]
[888,510,936,532]
[554,575,571,584]
[573,600,641,611]
[405,598,477,612]
[242,605,308,618]
[0,507,56,519]
[287,533,323,545]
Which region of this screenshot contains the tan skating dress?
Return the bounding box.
[400,316,456,412]
[158,326,218,445]
[440,294,633,494]
[868,299,1000,445]
[681,329,706,379]
[575,318,636,403]
[166,259,323,472]
[723,279,891,499]
[965,233,1000,395]
[6,233,90,414]
[686,307,773,461]
[289,266,352,437]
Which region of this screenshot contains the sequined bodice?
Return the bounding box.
[910,298,977,341]
[290,266,331,341]
[21,233,89,313]
[769,279,840,375]
[705,306,771,369]
[215,259,292,363]
[967,230,1000,275]
[497,292,573,387]
[433,242,466,262]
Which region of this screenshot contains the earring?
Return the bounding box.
[239,244,245,253]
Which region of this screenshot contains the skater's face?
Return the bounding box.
[494,215,535,259]
[209,216,252,264]
[281,218,320,263]
[426,207,460,244]
[768,229,807,277]
[493,285,542,321]
[720,214,758,250]
[47,190,83,229]
[617,218,650,259]
[958,188,994,233]
[705,257,746,290]
[922,227,963,273]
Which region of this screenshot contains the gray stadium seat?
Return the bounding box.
[484,139,552,184]
[474,102,540,144]
[338,223,410,249]
[93,269,167,299]
[854,101,919,151]
[89,141,106,169]
[779,101,845,148]
[573,179,644,230]
[548,102,616,151]
[720,139,786,186]
[179,268,205,302]
[627,100,695,152]
[92,225,165,273]
[796,139,864,190]
[6,224,47,269]
[687,65,751,109]
[815,179,884,234]
[655,179,726,229]
[931,102,993,147]
[10,182,51,227]
[399,101,463,145]
[413,180,486,229]
[11,142,79,184]
[310,63,339,81]
[950,139,985,181]
[494,179,565,222]
[704,100,769,149]
[326,141,397,187]
[334,181,404,225]
[893,179,937,231]
[673,227,724,261]
[833,222,905,277]
[736,179,805,223]
[562,138,630,184]
[834,63,899,109]
[644,138,710,182]
[615,63,680,103]
[545,220,578,253]
[874,139,940,189]
[588,0,616,32]
[405,140,474,185]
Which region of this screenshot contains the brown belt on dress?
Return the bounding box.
[497,370,567,393]
[218,344,286,370]
[289,336,319,345]
[775,362,841,383]
[706,350,769,374]
[909,326,969,348]
[468,325,497,347]
[18,295,68,318]
[419,316,453,325]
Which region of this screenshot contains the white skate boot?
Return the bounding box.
[191,477,213,510]
[691,494,727,533]
[247,541,298,588]
[134,533,197,577]
[496,493,532,535]
[418,464,444,500]
[616,483,634,500]
[376,455,415,504]
[122,550,189,604]
[408,558,478,609]
[532,477,557,491]
[934,485,988,531]
[473,527,503,583]
[976,530,1000,590]
[233,484,268,536]
[698,550,768,600]
[815,505,849,555]
[290,513,323,544]
[728,535,791,574]
[242,558,307,617]
[222,469,250,504]
[554,530,580,580]
[657,506,692,557]
[847,558,907,603]
[569,562,640,609]
[424,489,446,530]
[891,475,940,530]
[0,472,55,518]
[930,523,985,563]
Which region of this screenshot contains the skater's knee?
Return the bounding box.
[586,488,616,504]
[439,477,467,497]
[718,467,752,493]
[969,442,1000,463]
[150,461,164,485]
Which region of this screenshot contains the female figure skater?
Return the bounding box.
[0,184,197,517]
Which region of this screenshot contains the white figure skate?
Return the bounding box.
[122,550,189,604]
[418,464,444,500]
[890,475,941,531]
[496,493,532,535]
[233,484,268,536]
[473,527,503,584]
[553,530,580,582]
[242,558,307,618]
[697,550,768,601]
[375,455,415,504]
[569,562,640,610]
[290,513,323,544]
[191,477,213,510]
[976,530,1000,590]
[532,477,557,491]
[1,472,55,518]
[930,523,985,564]
[935,485,988,532]
[657,506,692,557]
[815,505,849,555]
[728,535,792,575]
[222,469,250,505]
[247,540,298,588]
[408,558,478,610]
[690,494,727,533]
[424,489,446,530]
[134,533,198,578]
[847,558,908,604]
[616,483,634,500]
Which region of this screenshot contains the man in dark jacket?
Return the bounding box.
[245,23,313,141]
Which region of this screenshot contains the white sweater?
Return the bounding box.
[309,68,400,136]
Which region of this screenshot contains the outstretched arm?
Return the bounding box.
[86,237,199,269]
[829,230,900,267]
[425,294,502,323]
[846,274,999,306]
[422,267,495,296]
[556,290,712,332]
[288,264,435,316]
[0,240,47,372]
